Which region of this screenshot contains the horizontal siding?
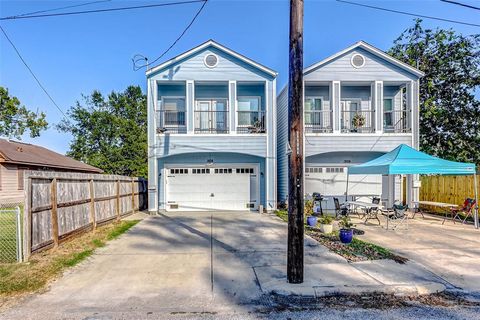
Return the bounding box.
[154,135,267,158]
[305,48,417,82]
[149,47,272,82]
[305,134,412,157]
[276,86,289,203]
[0,164,23,203]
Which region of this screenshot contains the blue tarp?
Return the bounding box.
[348,144,476,175]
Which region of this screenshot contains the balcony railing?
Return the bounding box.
[305,110,333,133]
[341,110,375,133]
[156,110,187,134]
[237,111,266,134]
[194,110,229,134]
[384,110,411,133]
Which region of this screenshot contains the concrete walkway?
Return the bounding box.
[1,212,446,319]
[354,213,480,295]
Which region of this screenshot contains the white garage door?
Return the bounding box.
[305,166,382,210]
[165,165,259,211]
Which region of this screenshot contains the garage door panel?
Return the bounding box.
[305,165,382,211]
[165,165,258,211]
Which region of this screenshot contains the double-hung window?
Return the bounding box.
[158,97,186,133]
[304,97,323,125]
[237,96,264,133]
[383,98,394,128]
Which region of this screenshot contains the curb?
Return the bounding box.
[266,282,446,298]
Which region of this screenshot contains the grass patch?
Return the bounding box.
[106,220,139,240]
[0,219,140,302]
[274,210,407,264]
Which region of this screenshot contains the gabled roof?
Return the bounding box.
[304,41,424,78]
[0,139,103,173]
[146,39,277,77]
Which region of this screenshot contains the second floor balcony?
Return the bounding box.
[156,81,267,135]
[304,82,413,134]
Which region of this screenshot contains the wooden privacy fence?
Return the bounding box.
[419,175,479,212]
[23,171,147,259]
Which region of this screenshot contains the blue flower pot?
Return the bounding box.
[307,216,317,227]
[339,229,353,244]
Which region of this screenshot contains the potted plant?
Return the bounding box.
[318,215,334,234]
[304,199,317,226]
[339,216,354,244]
[351,113,366,132]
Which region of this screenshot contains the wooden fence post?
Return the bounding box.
[89,179,96,230]
[116,179,120,221]
[131,177,135,214]
[51,178,59,248]
[24,176,32,260]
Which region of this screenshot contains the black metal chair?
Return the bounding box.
[334,197,349,218]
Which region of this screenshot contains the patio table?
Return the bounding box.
[346,201,384,225]
[412,201,459,224]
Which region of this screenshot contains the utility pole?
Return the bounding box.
[287,0,304,284]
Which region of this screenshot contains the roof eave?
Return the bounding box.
[146,39,277,78]
[1,159,103,173]
[304,41,424,78]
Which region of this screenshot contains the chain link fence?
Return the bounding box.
[0,202,23,263]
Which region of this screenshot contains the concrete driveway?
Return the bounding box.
[1,211,449,319]
[355,214,480,295]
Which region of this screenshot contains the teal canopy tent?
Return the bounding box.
[346,144,478,228]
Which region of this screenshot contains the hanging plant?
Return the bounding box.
[352,113,366,128]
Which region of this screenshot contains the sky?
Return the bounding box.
[1,0,479,155]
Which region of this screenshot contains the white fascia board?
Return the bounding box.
[304,41,424,78]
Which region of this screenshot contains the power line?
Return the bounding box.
[441,0,480,11]
[0,0,206,21]
[133,0,208,71]
[0,25,68,120]
[336,0,480,27]
[2,0,111,20]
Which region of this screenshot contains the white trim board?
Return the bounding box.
[304,41,424,78]
[146,39,278,77]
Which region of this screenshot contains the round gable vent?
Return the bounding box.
[204,53,219,68]
[351,53,365,68]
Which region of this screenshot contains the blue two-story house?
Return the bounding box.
[146,40,277,212]
[277,41,424,210]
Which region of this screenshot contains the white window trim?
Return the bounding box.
[236,95,262,128]
[351,53,366,68]
[159,96,186,128]
[204,53,219,68]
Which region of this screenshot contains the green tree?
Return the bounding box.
[59,86,147,177]
[0,86,48,138]
[389,20,480,165]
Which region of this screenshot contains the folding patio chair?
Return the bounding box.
[334,197,349,218]
[451,198,476,224]
[364,197,381,225]
[382,202,409,230]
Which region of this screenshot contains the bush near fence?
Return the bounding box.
[23,171,147,260]
[419,175,479,213]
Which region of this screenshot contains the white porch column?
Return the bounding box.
[147,79,158,213]
[229,81,237,133]
[374,81,383,133]
[331,81,341,133]
[407,80,420,204]
[186,80,194,134]
[406,174,414,208]
[266,79,276,210]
